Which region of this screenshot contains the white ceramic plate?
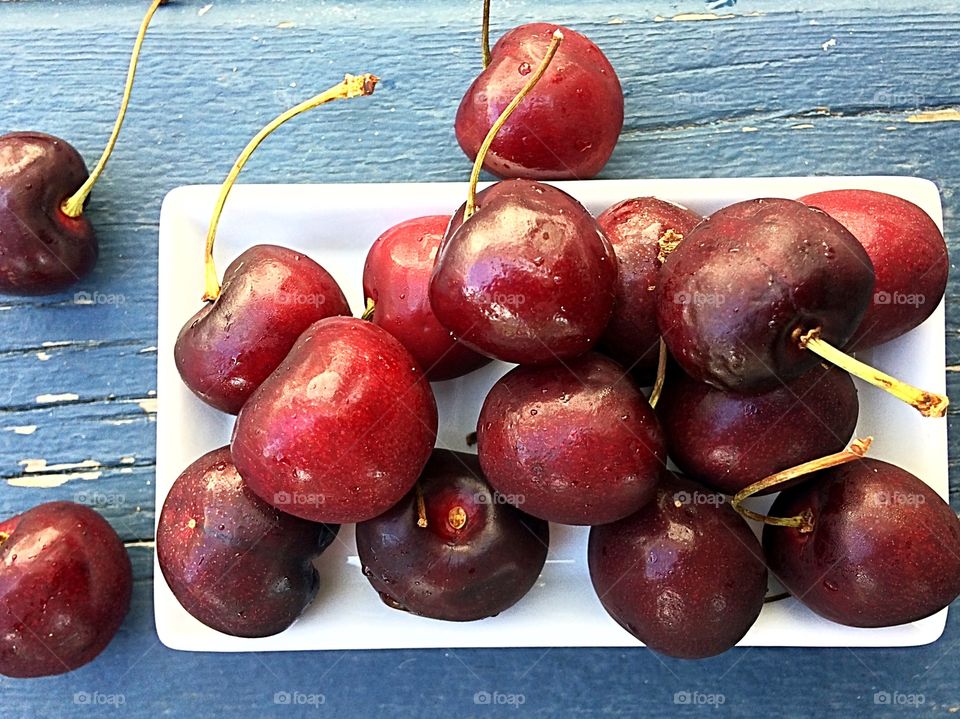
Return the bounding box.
[156,177,948,651]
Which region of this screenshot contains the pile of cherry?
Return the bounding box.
[0,1,958,679]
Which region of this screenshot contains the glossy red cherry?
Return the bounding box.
[0,502,132,677]
[764,458,960,627]
[175,245,351,414]
[477,353,665,524]
[363,215,491,381]
[456,22,623,179]
[157,446,339,637]
[589,474,767,659]
[799,189,948,350]
[430,179,617,364]
[231,317,438,523]
[597,197,703,382]
[356,449,548,621]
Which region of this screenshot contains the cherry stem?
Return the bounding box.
[361,298,376,321]
[649,338,668,408]
[481,0,492,68]
[61,0,166,218]
[797,327,949,418]
[649,229,685,407]
[448,506,468,531]
[201,74,379,301]
[415,483,428,528]
[764,591,791,604]
[732,436,873,531]
[463,29,563,222]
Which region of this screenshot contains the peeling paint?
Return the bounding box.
[139,346,158,354]
[906,108,960,124]
[36,392,79,404]
[655,12,736,22]
[19,458,101,473]
[4,425,37,435]
[821,38,837,51]
[741,126,759,133]
[8,471,103,488]
[791,123,815,130]
[137,398,158,414]
[608,17,624,25]
[124,540,156,549]
[276,20,296,29]
[36,351,51,361]
[120,456,136,465]
[40,341,72,348]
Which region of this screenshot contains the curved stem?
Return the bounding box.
[649,338,668,408]
[481,0,492,68]
[732,437,873,531]
[764,591,791,604]
[415,483,428,528]
[62,0,167,218]
[463,30,563,222]
[797,327,949,418]
[361,298,376,321]
[202,74,379,301]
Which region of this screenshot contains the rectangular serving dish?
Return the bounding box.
[157,177,948,652]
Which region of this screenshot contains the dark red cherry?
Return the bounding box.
[157,446,338,637]
[589,474,767,659]
[597,197,703,382]
[175,244,351,414]
[477,352,665,524]
[456,23,623,179]
[763,458,960,628]
[430,179,617,364]
[799,189,948,350]
[0,502,132,677]
[0,133,97,295]
[232,317,438,524]
[657,198,874,393]
[658,364,858,495]
[363,215,491,381]
[355,449,548,621]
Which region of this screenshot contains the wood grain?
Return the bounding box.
[1,1,959,716]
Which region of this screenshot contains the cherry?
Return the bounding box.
[362,215,491,381]
[176,245,350,414]
[588,474,767,659]
[0,502,132,677]
[596,197,703,383]
[656,197,948,417]
[760,457,960,627]
[0,0,165,295]
[799,189,948,350]
[157,446,338,637]
[355,449,548,621]
[432,33,617,364]
[231,316,438,524]
[658,364,858,496]
[456,2,623,179]
[477,353,665,525]
[175,75,377,413]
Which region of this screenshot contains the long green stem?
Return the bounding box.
[797,327,948,418]
[481,0,492,68]
[202,74,379,301]
[731,437,873,531]
[62,0,167,218]
[463,30,563,221]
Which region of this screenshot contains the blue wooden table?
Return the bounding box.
[2,0,959,716]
